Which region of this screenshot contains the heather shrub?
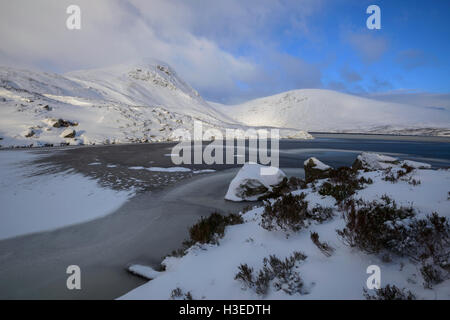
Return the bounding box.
[166,212,245,258]
[170,287,193,300]
[318,167,372,202]
[309,205,334,223]
[261,193,334,233]
[258,177,307,201]
[406,213,450,265]
[310,232,334,257]
[337,198,415,254]
[287,176,308,190]
[328,166,357,183]
[260,193,309,232]
[383,164,414,183]
[235,252,307,296]
[337,199,450,270]
[319,182,357,203]
[185,212,244,246]
[235,264,254,288]
[420,263,445,288]
[364,285,416,300]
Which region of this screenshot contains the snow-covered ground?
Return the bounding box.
[211,89,450,136]
[0,60,311,148]
[121,153,450,300]
[0,150,133,240]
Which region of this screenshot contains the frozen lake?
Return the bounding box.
[0,133,449,299]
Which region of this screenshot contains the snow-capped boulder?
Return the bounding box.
[352,152,431,170]
[352,152,400,170]
[352,152,432,171]
[128,264,162,280]
[304,157,331,181]
[23,129,35,138]
[225,163,286,202]
[52,118,78,128]
[402,160,432,169]
[60,128,76,138]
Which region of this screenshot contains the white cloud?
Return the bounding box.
[0,0,323,102]
[347,32,388,63]
[366,90,450,111]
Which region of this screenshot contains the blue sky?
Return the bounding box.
[0,0,449,105]
[317,0,450,94]
[222,0,450,97]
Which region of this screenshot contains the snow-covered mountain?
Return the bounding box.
[66,60,235,124]
[0,60,311,148]
[212,89,450,136]
[2,61,449,149]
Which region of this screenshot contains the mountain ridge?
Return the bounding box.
[0,61,311,148]
[211,89,450,136]
[1,61,449,149]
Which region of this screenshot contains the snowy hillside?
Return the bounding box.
[211,89,450,136]
[0,61,311,148]
[121,154,450,300]
[66,59,235,124]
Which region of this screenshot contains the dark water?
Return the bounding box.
[26,133,450,194]
[278,133,450,169]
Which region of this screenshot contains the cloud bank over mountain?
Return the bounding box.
[0,1,449,106]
